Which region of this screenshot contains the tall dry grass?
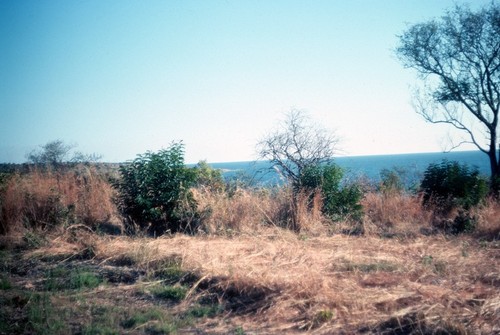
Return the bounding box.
[2,164,498,241]
[0,165,117,234]
[193,186,500,239]
[472,197,500,239]
[362,191,500,239]
[362,191,433,237]
[192,186,327,235]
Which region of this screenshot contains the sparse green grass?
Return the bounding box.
[81,325,119,335]
[81,305,123,335]
[23,231,48,249]
[152,257,185,282]
[421,255,447,274]
[337,259,400,273]
[121,308,164,329]
[26,292,68,335]
[233,326,246,335]
[121,308,178,332]
[150,284,188,302]
[69,270,102,289]
[44,266,103,291]
[310,309,335,328]
[185,304,222,319]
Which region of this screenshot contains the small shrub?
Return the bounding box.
[379,166,422,194]
[421,160,488,234]
[450,211,478,234]
[114,142,198,235]
[421,160,488,211]
[193,160,225,192]
[23,231,48,249]
[300,164,363,222]
[421,255,447,274]
[233,326,246,335]
[379,168,405,194]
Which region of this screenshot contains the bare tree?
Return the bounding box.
[27,140,74,166]
[396,3,500,191]
[27,140,101,167]
[257,109,339,188]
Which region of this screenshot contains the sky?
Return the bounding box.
[0,0,492,164]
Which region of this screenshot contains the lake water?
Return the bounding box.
[207,150,491,187]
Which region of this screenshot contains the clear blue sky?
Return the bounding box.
[0,0,490,163]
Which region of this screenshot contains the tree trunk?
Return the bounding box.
[489,143,500,195]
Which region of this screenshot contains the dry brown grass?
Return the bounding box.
[362,192,433,238]
[3,179,500,333]
[473,197,500,239]
[192,186,327,235]
[0,165,117,234]
[45,231,493,333]
[3,166,499,333]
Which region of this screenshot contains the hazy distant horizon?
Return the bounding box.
[0,147,488,166]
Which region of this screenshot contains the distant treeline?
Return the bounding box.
[0,162,122,175]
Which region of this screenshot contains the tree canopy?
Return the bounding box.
[396,3,500,191]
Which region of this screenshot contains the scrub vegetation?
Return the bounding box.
[0,137,499,334]
[1,2,498,333]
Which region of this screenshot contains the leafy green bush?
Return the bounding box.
[193,160,225,192]
[379,167,421,194]
[379,168,405,194]
[421,160,488,234]
[421,160,488,211]
[113,142,198,235]
[299,164,363,222]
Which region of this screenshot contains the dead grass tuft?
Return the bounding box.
[362,192,434,238]
[473,197,500,239]
[0,166,118,235]
[192,186,327,235]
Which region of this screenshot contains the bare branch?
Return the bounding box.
[257,110,338,186]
